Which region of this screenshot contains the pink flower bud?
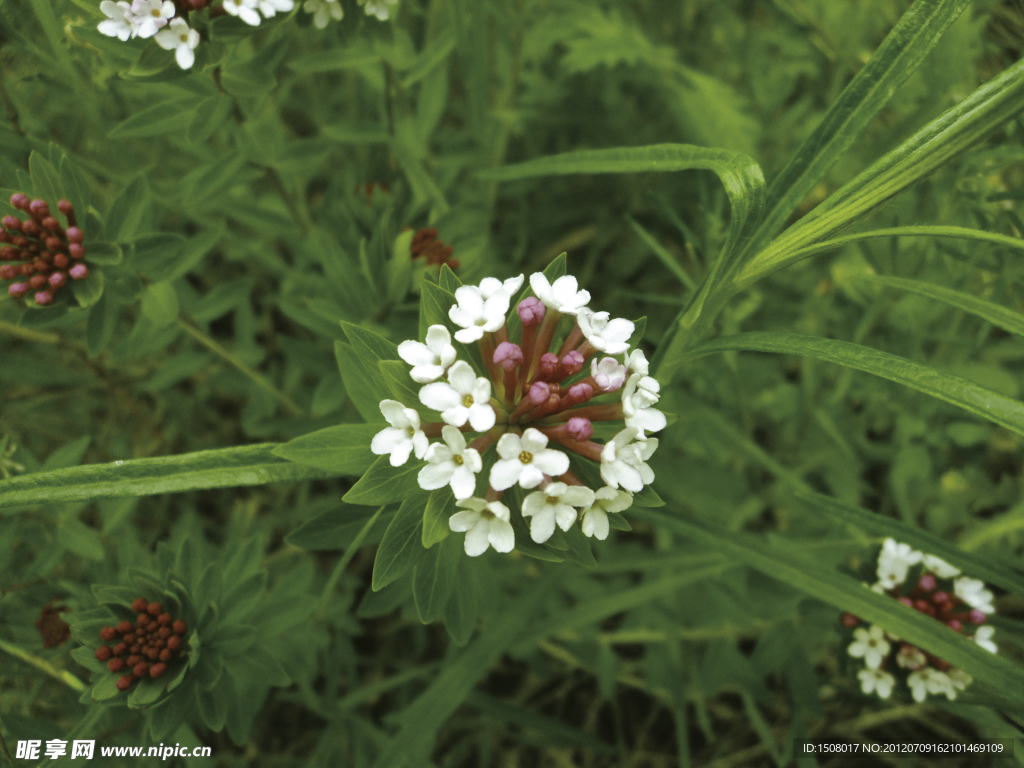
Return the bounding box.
[565,417,593,441]
[559,350,584,377]
[34,290,53,305]
[932,591,949,604]
[968,609,986,625]
[69,244,86,260]
[69,264,89,280]
[528,381,550,405]
[49,271,66,288]
[493,341,524,372]
[29,274,46,289]
[564,382,593,406]
[897,597,914,608]
[537,353,559,380]
[0,265,13,280]
[918,574,936,592]
[946,619,963,632]
[57,199,74,215]
[29,199,49,218]
[0,245,14,260]
[66,226,84,243]
[841,613,860,628]
[21,220,39,236]
[10,193,29,210]
[516,296,545,326]
[2,216,21,231]
[42,216,60,232]
[53,253,69,269]
[45,237,63,252]
[8,282,28,298]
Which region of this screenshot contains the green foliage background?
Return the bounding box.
[2,0,1024,765]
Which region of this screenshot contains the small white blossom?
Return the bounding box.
[857,667,895,699]
[580,487,632,540]
[522,483,595,543]
[98,0,136,40]
[973,625,998,654]
[303,0,343,26]
[876,538,922,589]
[948,669,972,692]
[419,361,495,432]
[622,373,666,437]
[591,357,627,392]
[907,668,956,702]
[259,0,294,16]
[847,625,890,669]
[490,428,570,491]
[478,274,524,302]
[417,426,481,500]
[922,554,960,578]
[449,498,514,556]
[370,399,428,467]
[222,0,262,25]
[577,308,634,355]
[624,348,649,376]
[155,18,199,69]
[448,285,510,343]
[359,0,398,19]
[895,644,927,670]
[529,273,590,315]
[130,0,175,37]
[399,325,457,383]
[954,577,995,614]
[600,428,656,492]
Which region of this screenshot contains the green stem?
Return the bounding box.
[176,318,303,417]
[317,506,384,617]
[0,637,86,692]
[0,320,60,345]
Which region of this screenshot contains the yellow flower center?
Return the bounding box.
[462,394,474,408]
[519,451,532,464]
[453,455,464,466]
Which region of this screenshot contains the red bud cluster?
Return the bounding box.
[95,597,189,691]
[354,181,390,203]
[1,194,89,306]
[410,227,459,271]
[36,603,71,648]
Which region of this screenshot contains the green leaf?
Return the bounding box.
[0,444,338,510]
[106,176,151,243]
[741,0,972,259]
[341,321,400,366]
[91,673,123,702]
[285,504,395,551]
[371,496,427,591]
[288,45,379,74]
[86,292,117,359]
[443,557,478,645]
[422,487,453,548]
[684,332,1024,440]
[343,455,425,506]
[272,423,378,474]
[128,677,166,708]
[560,525,596,567]
[379,360,431,416]
[413,534,458,623]
[108,100,195,139]
[57,517,105,560]
[85,242,123,266]
[71,271,104,308]
[220,61,276,100]
[187,94,234,144]
[634,510,1024,708]
[627,216,695,290]
[29,151,63,205]
[401,31,457,88]
[133,234,186,279]
[140,283,179,328]
[335,341,385,423]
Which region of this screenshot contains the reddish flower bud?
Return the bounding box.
[68,243,86,260]
[66,226,84,244]
[131,598,148,612]
[913,599,936,616]
[968,608,987,625]
[69,264,89,280]
[29,199,49,218]
[132,661,149,677]
[95,646,112,661]
[947,619,963,632]
[528,381,550,405]
[158,626,172,639]
[100,626,117,642]
[116,621,132,634]
[159,648,172,662]
[157,612,172,626]
[116,675,134,691]
[147,602,163,616]
[137,613,150,627]
[558,350,585,377]
[10,193,29,210]
[29,274,46,289]
[517,296,545,326]
[107,657,126,673]
[931,591,948,604]
[45,237,62,252]
[123,633,135,645]
[0,265,15,280]
[34,290,53,306]
[841,613,860,628]
[172,619,187,635]
[12,236,27,248]
[21,221,39,236]
[53,253,69,268]
[0,245,14,259]
[57,199,74,216]
[149,663,167,678]
[8,282,28,298]
[147,648,160,660]
[493,341,524,372]
[154,638,165,648]
[2,215,22,231]
[166,635,182,651]
[897,597,914,608]
[113,643,128,656]
[41,216,60,231]
[564,382,593,407]
[565,417,593,442]
[19,263,33,276]
[49,272,66,289]
[537,353,559,380]
[126,654,141,667]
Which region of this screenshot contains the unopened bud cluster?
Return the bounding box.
[94,598,188,691]
[844,539,997,702]
[410,227,459,271]
[2,194,90,306]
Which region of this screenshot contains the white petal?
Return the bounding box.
[425,324,452,352]
[488,519,515,552]
[529,273,554,306]
[411,431,430,460]
[454,326,485,343]
[561,485,595,507]
[418,461,453,490]
[520,491,547,518]
[154,28,176,49]
[419,382,460,412]
[468,403,496,432]
[399,340,434,367]
[410,364,445,383]
[489,459,522,491]
[519,428,549,453]
[553,504,577,531]
[440,405,469,427]
[581,508,609,540]
[370,427,405,456]
[388,439,412,467]
[449,465,478,500]
[441,425,467,452]
[378,399,407,426]
[531,449,570,477]
[447,360,477,394]
[518,464,545,489]
[464,522,491,556]
[529,509,556,543]
[462,448,482,473]
[495,433,523,460]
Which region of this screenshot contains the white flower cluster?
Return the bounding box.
[303,0,398,28]
[370,270,666,556]
[847,538,997,703]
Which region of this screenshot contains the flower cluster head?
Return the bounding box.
[2,195,92,306]
[94,598,189,692]
[36,603,71,648]
[371,268,665,557]
[844,538,997,703]
[411,227,459,272]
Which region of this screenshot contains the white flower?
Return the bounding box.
[857,668,894,699]
[448,285,510,344]
[580,487,632,540]
[258,0,294,16]
[973,625,998,654]
[130,0,174,37]
[907,668,956,702]
[591,357,627,392]
[622,373,666,437]
[419,361,495,432]
[922,554,960,578]
[359,0,398,19]
[624,348,649,376]
[490,428,570,490]
[303,0,342,27]
[895,644,927,670]
[600,428,656,492]
[847,625,890,669]
[449,498,514,556]
[98,0,136,40]
[954,577,995,614]
[155,18,199,69]
[521,483,595,544]
[417,426,481,500]
[478,274,524,302]
[529,273,590,315]
[222,0,262,25]
[370,399,428,467]
[948,668,972,693]
[876,538,922,589]
[577,308,634,355]
[399,325,457,383]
